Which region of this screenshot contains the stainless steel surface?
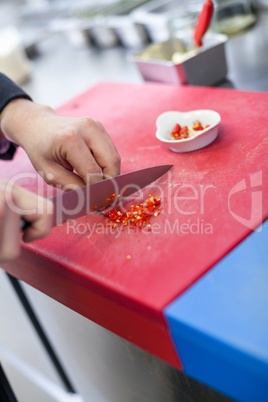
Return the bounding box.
[68,0,151,49]
[108,16,149,48]
[224,10,268,91]
[50,164,172,226]
[253,0,268,8]
[69,3,121,48]
[132,33,228,86]
[102,0,151,49]
[212,0,256,35]
[131,0,202,42]
[87,22,120,48]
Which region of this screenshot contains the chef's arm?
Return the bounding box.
[0,74,121,188]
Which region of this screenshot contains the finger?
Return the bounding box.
[63,135,103,185]
[89,120,121,179]
[22,198,53,243]
[94,120,118,149]
[0,189,21,262]
[22,206,53,243]
[10,185,53,243]
[43,162,86,190]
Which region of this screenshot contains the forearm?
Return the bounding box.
[0,98,55,146]
[0,98,34,141]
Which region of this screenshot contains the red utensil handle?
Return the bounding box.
[194,0,214,47]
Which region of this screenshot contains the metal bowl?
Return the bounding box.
[131,33,228,86]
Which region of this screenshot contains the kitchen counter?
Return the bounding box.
[1,81,268,401]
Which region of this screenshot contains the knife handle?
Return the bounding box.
[194,0,214,47]
[20,218,31,231]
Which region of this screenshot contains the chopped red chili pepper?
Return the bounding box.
[171,123,181,137]
[104,194,162,230]
[171,124,189,140]
[171,120,209,140]
[192,120,204,131]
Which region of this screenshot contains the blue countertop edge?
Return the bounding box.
[164,220,268,401]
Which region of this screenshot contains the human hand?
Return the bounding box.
[0,179,53,263]
[0,99,121,189]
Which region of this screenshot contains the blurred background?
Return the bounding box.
[0,1,268,401]
[0,0,268,106]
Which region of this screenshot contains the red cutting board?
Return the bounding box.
[1,82,267,368]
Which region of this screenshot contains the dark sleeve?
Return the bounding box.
[0,73,32,160]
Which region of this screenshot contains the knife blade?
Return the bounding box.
[21,164,172,229]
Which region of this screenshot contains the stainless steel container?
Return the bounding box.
[69,1,151,49]
[131,0,202,42]
[69,3,120,48]
[103,0,151,48]
[88,15,120,48]
[131,33,228,86]
[212,0,256,35]
[108,15,149,48]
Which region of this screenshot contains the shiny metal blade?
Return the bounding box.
[51,164,172,227]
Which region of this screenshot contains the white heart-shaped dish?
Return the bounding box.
[156,110,221,153]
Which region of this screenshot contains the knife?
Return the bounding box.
[21,164,172,229]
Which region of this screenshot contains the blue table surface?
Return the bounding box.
[165,220,268,401]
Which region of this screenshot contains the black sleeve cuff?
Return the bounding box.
[0,73,32,114]
[0,142,18,160]
[0,73,32,160]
